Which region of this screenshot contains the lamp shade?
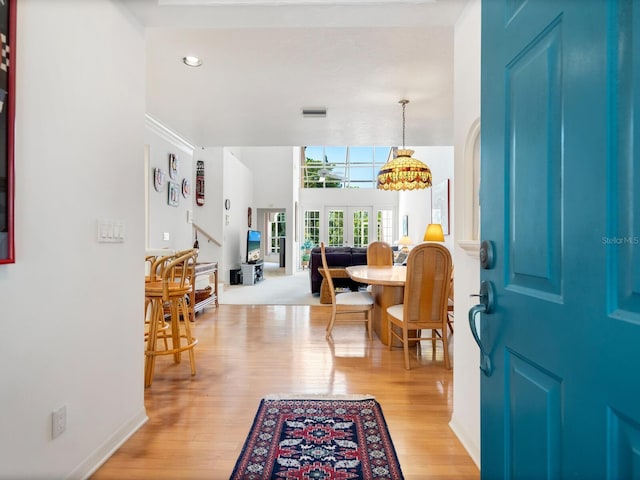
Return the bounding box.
[397,235,413,247]
[376,150,432,191]
[376,100,433,191]
[423,223,445,242]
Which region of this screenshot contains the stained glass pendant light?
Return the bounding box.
[377,100,432,191]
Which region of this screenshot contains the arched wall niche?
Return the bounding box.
[457,118,481,256]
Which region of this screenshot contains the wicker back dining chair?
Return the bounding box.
[386,242,453,369]
[320,242,374,340]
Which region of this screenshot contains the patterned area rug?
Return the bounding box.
[231,394,404,479]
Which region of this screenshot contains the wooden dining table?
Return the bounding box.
[345,265,406,346]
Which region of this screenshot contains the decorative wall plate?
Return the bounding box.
[153,168,166,192]
[169,153,179,179]
[182,178,191,198]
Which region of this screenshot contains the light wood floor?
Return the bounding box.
[91,305,479,480]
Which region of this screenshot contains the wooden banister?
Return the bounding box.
[192,222,222,247]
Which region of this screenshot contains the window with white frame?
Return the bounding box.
[301,146,392,189]
[376,209,393,244]
[270,212,286,253]
[303,210,320,246]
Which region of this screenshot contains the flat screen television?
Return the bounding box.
[246,229,262,264]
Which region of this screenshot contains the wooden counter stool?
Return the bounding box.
[144,253,172,353]
[144,249,199,387]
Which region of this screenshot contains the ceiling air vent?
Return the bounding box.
[302,108,327,118]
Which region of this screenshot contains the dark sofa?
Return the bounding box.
[309,246,368,295]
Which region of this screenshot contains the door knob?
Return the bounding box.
[468,280,495,376]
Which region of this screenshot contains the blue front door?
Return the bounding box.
[479,0,640,477]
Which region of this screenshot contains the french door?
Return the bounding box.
[325,207,373,247]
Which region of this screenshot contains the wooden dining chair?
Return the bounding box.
[386,242,453,369]
[364,241,394,293]
[320,242,374,339]
[367,241,394,266]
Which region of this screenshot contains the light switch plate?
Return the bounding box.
[97,220,125,243]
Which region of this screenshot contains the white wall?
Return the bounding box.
[399,146,454,250]
[220,148,254,282]
[450,0,481,467]
[144,143,296,284]
[192,146,224,266]
[232,146,298,275]
[0,2,146,478]
[145,117,195,252]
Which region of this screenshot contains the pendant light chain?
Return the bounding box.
[400,99,408,150]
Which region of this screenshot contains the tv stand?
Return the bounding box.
[241,260,264,285]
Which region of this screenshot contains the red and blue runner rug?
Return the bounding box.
[230,395,404,479]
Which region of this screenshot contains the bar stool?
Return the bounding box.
[144,254,172,352]
[144,249,199,387]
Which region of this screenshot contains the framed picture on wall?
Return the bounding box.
[0,0,16,265]
[431,179,450,235]
[168,181,179,207]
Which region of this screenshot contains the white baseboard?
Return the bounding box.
[71,408,148,480]
[449,416,480,469]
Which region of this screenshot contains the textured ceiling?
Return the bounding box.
[121,0,469,147]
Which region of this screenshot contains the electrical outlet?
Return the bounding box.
[163,232,170,241]
[52,405,66,439]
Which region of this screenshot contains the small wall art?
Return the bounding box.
[153,168,166,192]
[431,179,450,235]
[169,153,179,179]
[181,178,190,198]
[168,181,180,207]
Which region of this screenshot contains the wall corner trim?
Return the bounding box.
[145,114,196,155]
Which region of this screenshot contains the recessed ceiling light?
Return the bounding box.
[183,56,203,67]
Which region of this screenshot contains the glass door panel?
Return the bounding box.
[325,207,373,247]
[327,209,345,246]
